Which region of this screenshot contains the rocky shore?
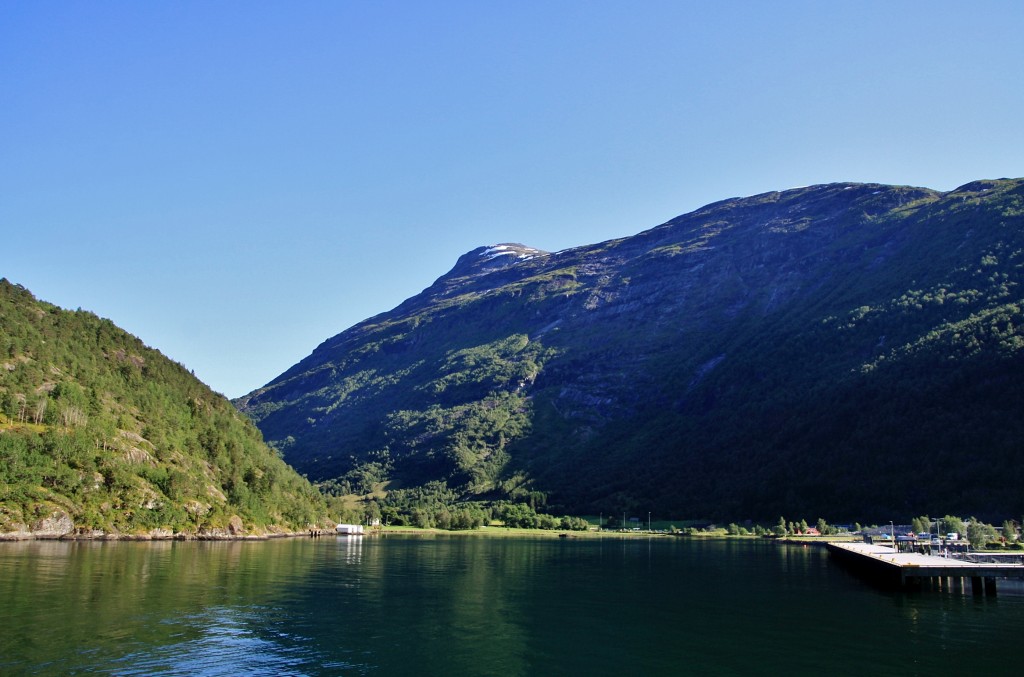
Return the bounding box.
[0,509,310,542]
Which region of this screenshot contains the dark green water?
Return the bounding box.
[1,535,1021,675]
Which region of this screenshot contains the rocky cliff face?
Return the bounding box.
[237,178,1024,521]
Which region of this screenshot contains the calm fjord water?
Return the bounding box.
[1,535,1021,675]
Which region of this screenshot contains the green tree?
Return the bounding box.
[363,500,382,526]
[774,517,787,537]
[941,515,965,537]
[410,507,431,529]
[380,505,404,526]
[966,517,998,548]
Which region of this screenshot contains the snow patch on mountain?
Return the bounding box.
[481,244,547,261]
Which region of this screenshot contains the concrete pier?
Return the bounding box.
[826,542,1024,594]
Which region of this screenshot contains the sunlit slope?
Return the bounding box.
[1,280,327,536]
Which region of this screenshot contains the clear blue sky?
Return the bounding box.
[3,1,1022,398]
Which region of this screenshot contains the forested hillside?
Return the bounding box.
[0,280,327,537]
[238,178,1024,523]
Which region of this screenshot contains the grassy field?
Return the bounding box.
[372,524,670,538]
[366,523,872,542]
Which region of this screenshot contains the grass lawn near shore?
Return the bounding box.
[372,524,672,538]
[367,524,867,542]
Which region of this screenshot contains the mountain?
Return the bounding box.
[236,179,1024,523]
[0,280,327,538]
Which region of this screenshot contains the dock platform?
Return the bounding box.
[826,542,1024,594]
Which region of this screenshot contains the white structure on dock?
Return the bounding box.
[336,523,365,535]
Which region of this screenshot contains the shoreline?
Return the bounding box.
[0,525,864,545]
[0,529,308,542]
[0,525,670,543]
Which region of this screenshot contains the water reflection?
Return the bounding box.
[0,539,322,675]
[336,535,363,564]
[3,537,1024,675]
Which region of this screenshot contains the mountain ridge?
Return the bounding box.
[237,178,1024,522]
